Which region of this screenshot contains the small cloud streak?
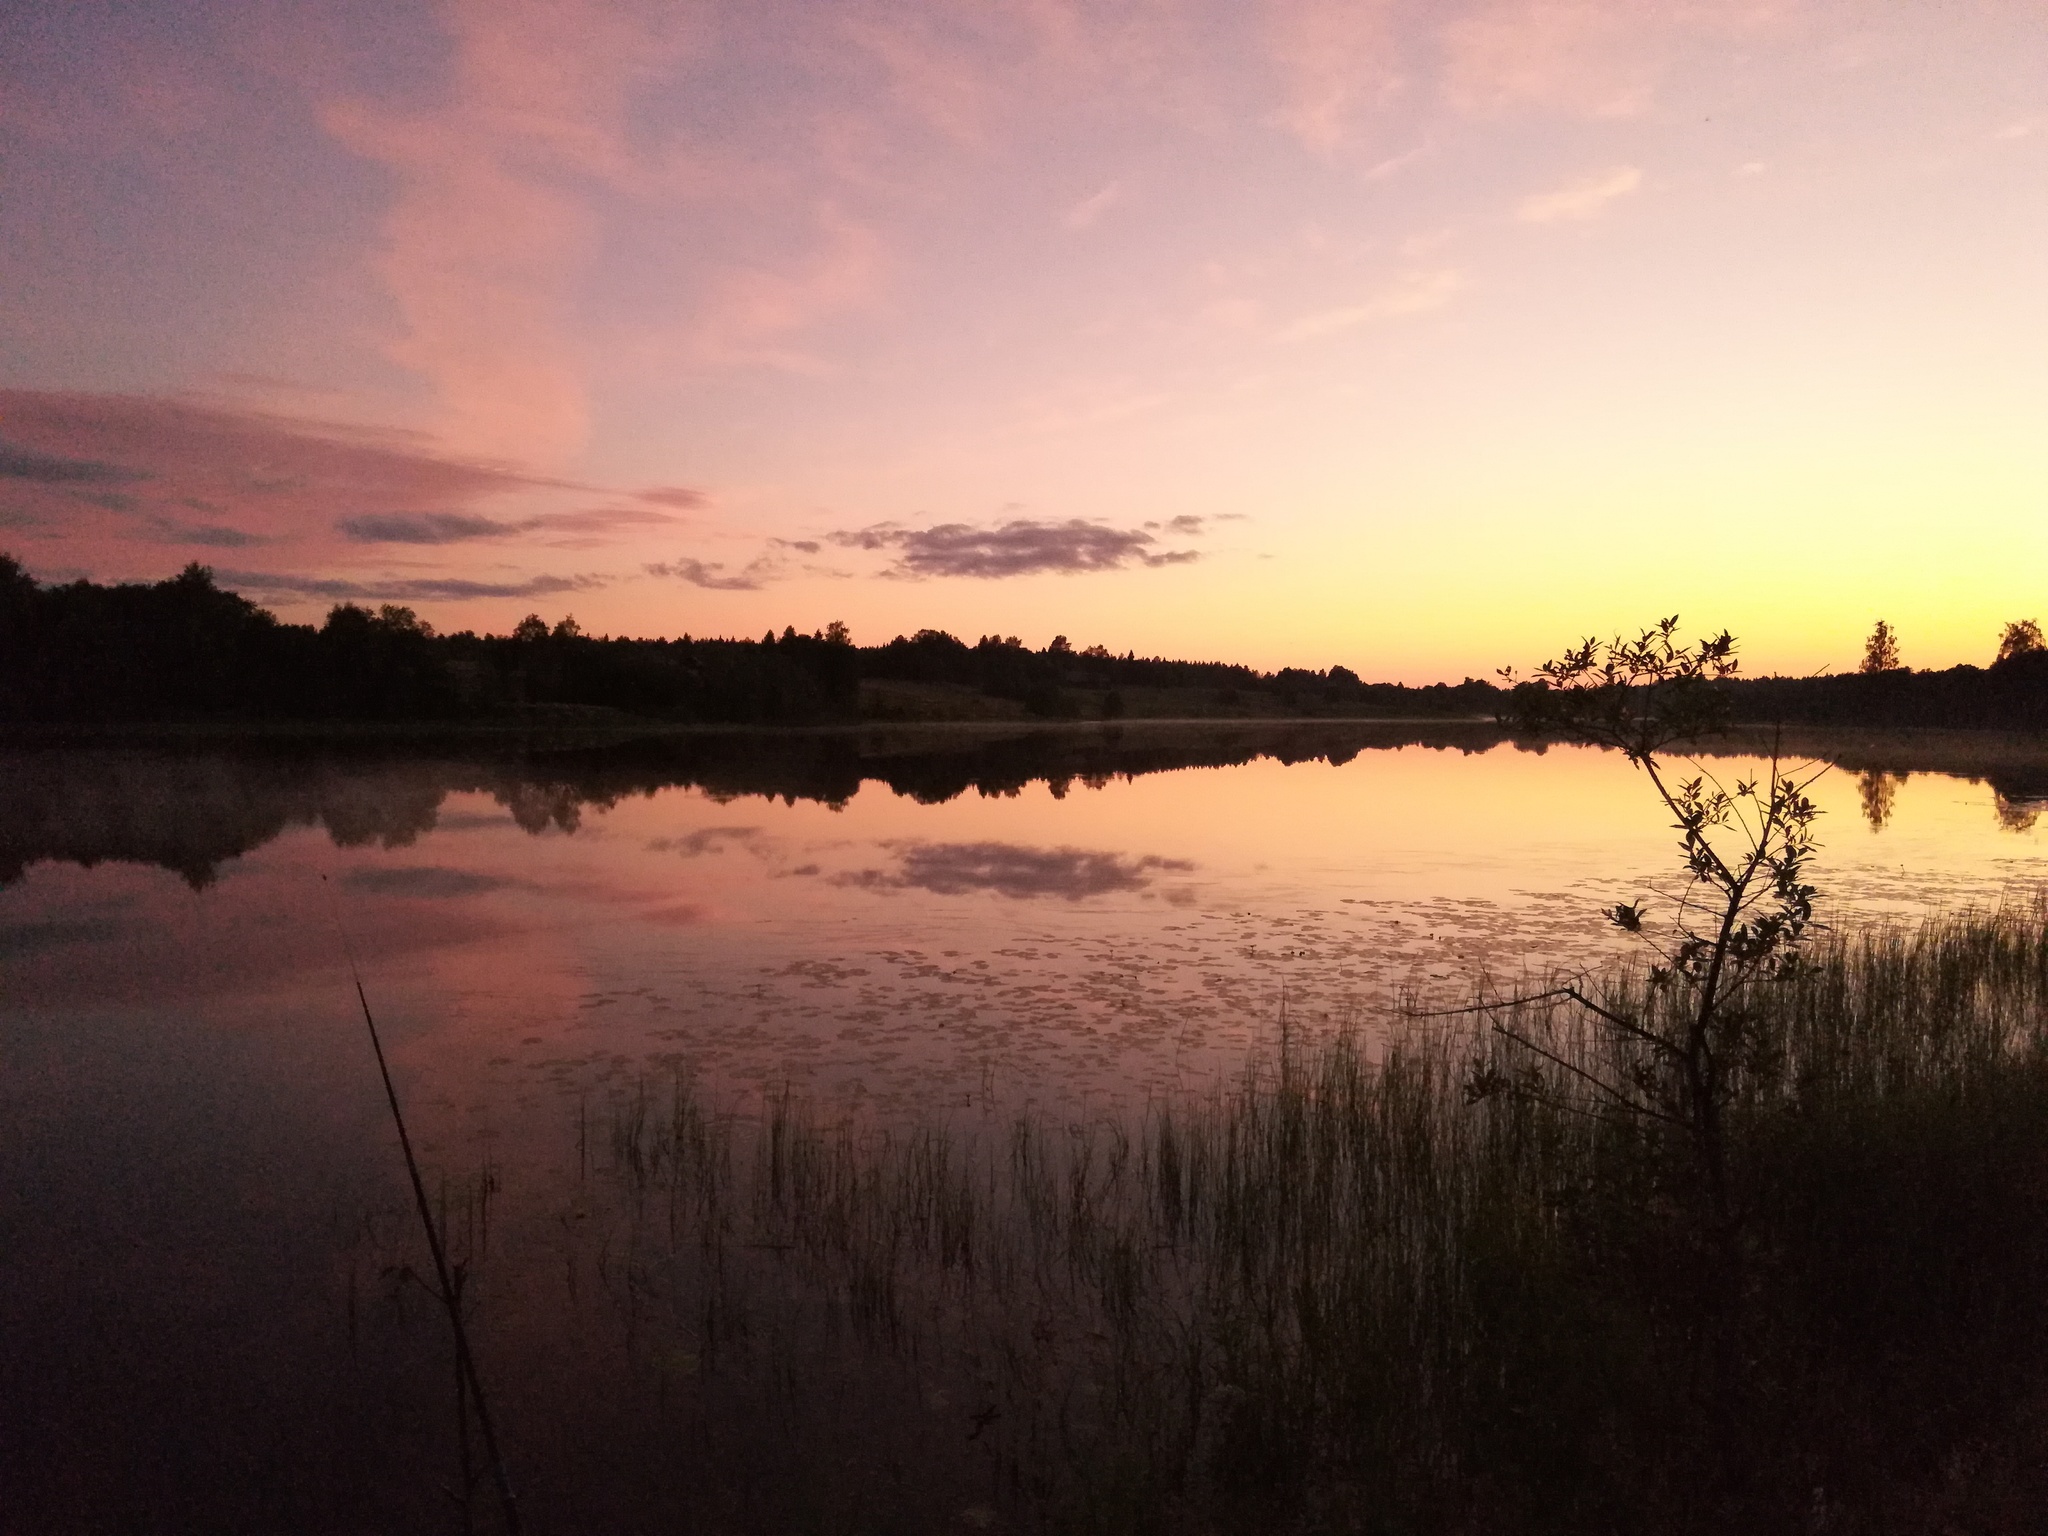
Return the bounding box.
[0,441,147,485]
[828,517,1202,579]
[832,841,1194,901]
[637,486,710,510]
[644,556,769,591]
[1266,0,1398,154]
[339,511,518,544]
[217,569,606,603]
[1279,268,1463,341]
[1063,181,1121,229]
[1443,2,1667,119]
[686,206,887,372]
[337,505,676,545]
[342,866,519,898]
[145,516,266,547]
[646,826,765,856]
[1518,165,1642,223]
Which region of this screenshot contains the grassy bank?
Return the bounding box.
[550,905,2048,1532]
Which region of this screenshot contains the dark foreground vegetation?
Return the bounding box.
[17,558,2045,730]
[363,621,2046,1532]
[331,905,2048,1534]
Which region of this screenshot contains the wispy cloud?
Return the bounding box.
[0,441,147,485]
[643,556,772,591]
[338,511,519,545]
[321,0,701,463]
[1518,165,1642,223]
[1265,0,1399,154]
[341,866,520,898]
[217,569,606,602]
[827,517,1202,579]
[0,391,550,545]
[637,486,710,510]
[646,826,766,857]
[1444,1,1659,119]
[144,516,266,548]
[1279,268,1463,340]
[686,206,887,372]
[1063,180,1122,229]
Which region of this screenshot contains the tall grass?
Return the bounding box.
[564,905,2048,1532]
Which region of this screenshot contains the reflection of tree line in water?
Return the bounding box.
[0,721,1504,889]
[6,723,2045,891]
[1854,767,2048,833]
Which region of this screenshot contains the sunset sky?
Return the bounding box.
[2,0,2042,680]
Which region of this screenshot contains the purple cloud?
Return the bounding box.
[832,841,1194,900]
[828,518,1202,579]
[216,569,606,602]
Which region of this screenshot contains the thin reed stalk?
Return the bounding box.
[533,904,2048,1531]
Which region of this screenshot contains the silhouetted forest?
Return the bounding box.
[5,558,2045,730]
[0,559,1492,725]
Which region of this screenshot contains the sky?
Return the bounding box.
[1,0,2043,681]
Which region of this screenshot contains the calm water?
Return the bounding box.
[3,722,2044,1528]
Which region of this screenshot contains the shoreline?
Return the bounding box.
[5,715,2045,774]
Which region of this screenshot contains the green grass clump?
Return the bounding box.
[585,905,2048,1532]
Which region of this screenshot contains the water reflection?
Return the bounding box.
[1858,769,1906,831]
[340,865,522,898]
[0,721,1501,889]
[5,723,2046,1532]
[831,841,1196,900]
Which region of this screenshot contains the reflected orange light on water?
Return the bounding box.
[9,740,2036,1140]
[0,741,2039,1155]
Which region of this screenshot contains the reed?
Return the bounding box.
[580,903,2048,1532]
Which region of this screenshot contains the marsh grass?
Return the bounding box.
[381,904,2048,1531]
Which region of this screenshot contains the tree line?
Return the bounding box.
[4,559,2041,730]
[0,559,1489,726]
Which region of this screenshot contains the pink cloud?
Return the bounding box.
[1517,165,1643,222]
[0,390,600,577]
[1265,0,1402,153]
[1440,0,1770,119]
[842,11,997,148]
[321,0,704,466]
[637,486,711,510]
[0,390,538,523]
[687,206,888,372]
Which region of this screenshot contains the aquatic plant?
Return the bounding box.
[535,903,2048,1532]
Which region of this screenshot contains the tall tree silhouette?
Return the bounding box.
[1860,619,1901,674]
[1996,619,2044,665]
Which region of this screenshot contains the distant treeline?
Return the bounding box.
[1714,662,2048,732]
[5,557,2044,730]
[0,559,1493,725]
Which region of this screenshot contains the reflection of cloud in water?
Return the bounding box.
[833,842,1194,900]
[341,866,518,898]
[642,902,711,926]
[646,826,764,857]
[0,915,126,956]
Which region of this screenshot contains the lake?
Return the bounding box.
[4,721,2044,1529]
